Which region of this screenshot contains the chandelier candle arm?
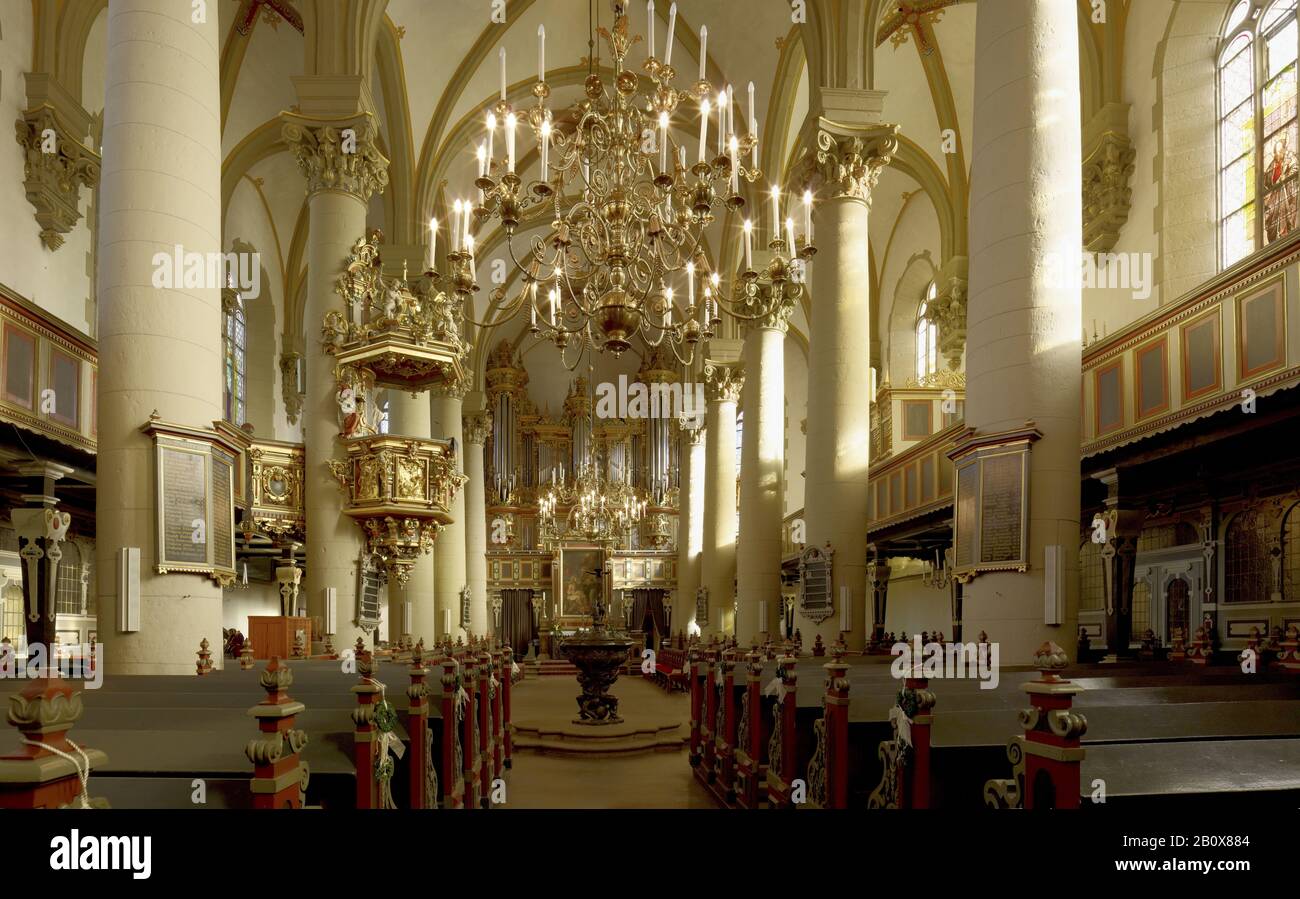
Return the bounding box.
[486,112,495,167]
[771,187,780,241]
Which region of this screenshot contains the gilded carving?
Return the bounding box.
[812,123,899,204]
[1082,130,1135,254]
[14,103,100,251]
[703,361,744,404]
[281,113,390,201]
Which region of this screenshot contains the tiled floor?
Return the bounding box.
[503,675,716,809]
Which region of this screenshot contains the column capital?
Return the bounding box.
[15,73,100,251]
[930,255,969,370]
[679,419,707,445]
[430,378,471,400]
[703,360,744,404]
[463,410,492,445]
[281,110,389,201]
[807,118,899,205]
[747,298,794,334]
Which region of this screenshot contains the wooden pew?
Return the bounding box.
[649,647,689,692]
[734,650,770,808]
[764,653,800,808]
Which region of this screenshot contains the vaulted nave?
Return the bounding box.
[1,0,1299,870]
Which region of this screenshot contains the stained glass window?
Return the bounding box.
[1225,509,1271,603]
[1282,502,1300,599]
[915,281,938,381]
[223,294,247,426]
[1220,1,1300,268]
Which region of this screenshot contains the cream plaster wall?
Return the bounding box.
[0,4,96,335]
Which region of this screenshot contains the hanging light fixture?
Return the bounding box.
[432,0,815,368]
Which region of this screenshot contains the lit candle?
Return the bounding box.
[541,118,551,176]
[476,142,487,178]
[729,134,739,193]
[648,1,655,58]
[678,145,686,172]
[530,284,537,327]
[665,3,677,65]
[427,218,437,270]
[499,46,507,101]
[486,112,496,168]
[538,25,545,82]
[452,200,463,252]
[549,287,558,325]
[786,216,796,253]
[686,260,695,306]
[658,111,669,174]
[748,82,755,135]
[742,219,753,271]
[698,98,710,164]
[506,112,517,173]
[664,287,673,326]
[770,186,780,241]
[698,25,707,80]
[803,190,813,244]
[465,231,475,263]
[717,89,726,157]
[728,84,737,140]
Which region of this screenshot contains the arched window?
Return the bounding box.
[1225,509,1271,602]
[1131,580,1151,641]
[916,282,938,381]
[223,291,247,425]
[1219,0,1299,269]
[1282,502,1300,598]
[1079,541,1105,611]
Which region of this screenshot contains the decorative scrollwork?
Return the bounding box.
[984,735,1026,809]
[806,716,828,808]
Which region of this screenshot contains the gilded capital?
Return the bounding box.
[703,361,744,404]
[430,379,470,401]
[463,410,492,445]
[812,121,899,204]
[750,298,794,334]
[281,111,389,201]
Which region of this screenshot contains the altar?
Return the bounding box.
[247,616,312,660]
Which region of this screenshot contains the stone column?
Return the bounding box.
[431,384,469,639]
[700,362,743,637]
[868,557,890,646]
[799,114,898,651]
[736,309,790,645]
[1093,470,1140,660]
[96,0,224,674]
[677,422,706,635]
[387,389,436,644]
[281,82,389,653]
[962,0,1082,664]
[463,407,492,642]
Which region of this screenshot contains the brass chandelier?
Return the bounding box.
[427,0,816,368]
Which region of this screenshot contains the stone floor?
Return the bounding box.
[502,674,716,809]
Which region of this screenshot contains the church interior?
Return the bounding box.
[1,0,1299,852]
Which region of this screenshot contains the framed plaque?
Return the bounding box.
[798,544,835,623]
[695,587,708,625]
[143,417,242,586]
[948,425,1040,578]
[356,554,384,630]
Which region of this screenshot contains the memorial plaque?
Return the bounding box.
[798,545,835,623]
[161,446,207,566]
[979,452,1024,564]
[357,558,383,629]
[211,450,235,572]
[948,426,1038,577]
[695,587,708,624]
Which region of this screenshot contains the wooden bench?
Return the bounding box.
[649,647,689,692]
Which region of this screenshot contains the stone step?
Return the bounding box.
[510,717,685,757]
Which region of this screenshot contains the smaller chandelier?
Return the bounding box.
[539,460,648,547]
